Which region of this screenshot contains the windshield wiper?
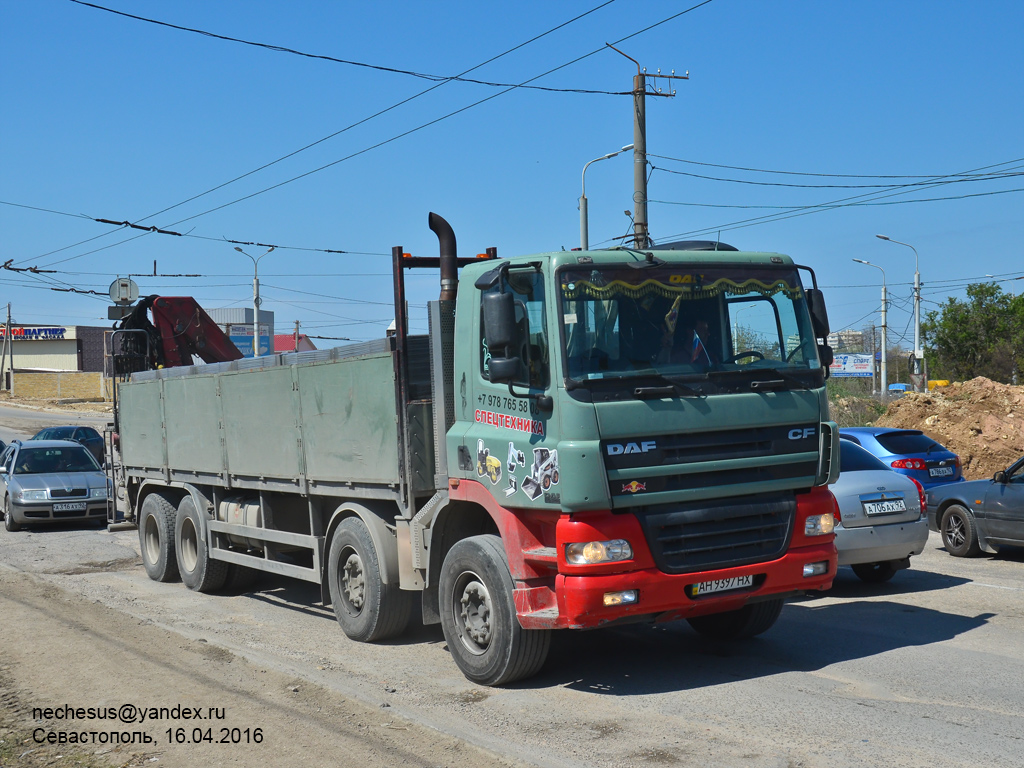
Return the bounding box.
[632,373,702,399]
[707,367,809,391]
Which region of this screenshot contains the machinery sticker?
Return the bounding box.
[521,447,559,501]
[475,439,502,485]
[621,481,647,494]
[504,442,526,497]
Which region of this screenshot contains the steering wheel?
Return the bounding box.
[725,350,765,364]
[785,343,809,363]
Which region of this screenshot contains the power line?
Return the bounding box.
[68,0,628,95]
[649,186,1024,209]
[155,0,717,230]
[649,164,1023,189]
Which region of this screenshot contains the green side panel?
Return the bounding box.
[220,366,302,479]
[163,375,223,473]
[118,380,166,469]
[297,355,400,485]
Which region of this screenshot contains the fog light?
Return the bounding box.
[803,561,829,577]
[565,539,633,565]
[603,590,638,607]
[804,513,835,536]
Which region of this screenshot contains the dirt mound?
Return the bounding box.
[876,377,1024,480]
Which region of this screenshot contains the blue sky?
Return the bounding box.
[2,0,1022,346]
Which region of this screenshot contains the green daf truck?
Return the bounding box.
[112,212,840,685]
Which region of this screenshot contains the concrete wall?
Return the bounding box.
[12,371,110,400]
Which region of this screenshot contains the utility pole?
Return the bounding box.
[606,44,687,249]
[234,246,276,358]
[0,304,10,391]
[293,320,300,352]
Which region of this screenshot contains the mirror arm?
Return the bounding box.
[507,382,553,412]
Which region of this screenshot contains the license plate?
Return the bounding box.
[863,498,906,516]
[929,466,954,477]
[53,502,87,512]
[691,575,753,596]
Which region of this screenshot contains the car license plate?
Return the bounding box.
[929,466,954,477]
[863,498,907,516]
[53,502,87,512]
[691,575,753,596]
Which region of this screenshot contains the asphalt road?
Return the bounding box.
[1,407,1022,767]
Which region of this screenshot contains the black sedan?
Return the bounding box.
[926,456,1024,556]
[31,425,104,463]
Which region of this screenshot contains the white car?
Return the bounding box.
[831,439,929,583]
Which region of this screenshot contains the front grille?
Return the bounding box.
[50,488,88,498]
[633,492,796,575]
[52,508,88,518]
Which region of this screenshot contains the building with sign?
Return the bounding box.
[205,308,275,358]
[0,325,106,372]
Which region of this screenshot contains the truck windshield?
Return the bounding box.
[560,264,820,383]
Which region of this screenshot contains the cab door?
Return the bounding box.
[984,458,1024,543]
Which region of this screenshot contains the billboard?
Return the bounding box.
[227,324,272,357]
[830,353,873,378]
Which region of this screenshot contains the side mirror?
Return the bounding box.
[818,344,834,369]
[806,288,830,339]
[994,470,1008,484]
[481,291,521,384]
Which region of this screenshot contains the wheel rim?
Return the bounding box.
[340,552,365,613]
[180,515,199,573]
[453,571,493,656]
[945,513,966,548]
[143,514,161,564]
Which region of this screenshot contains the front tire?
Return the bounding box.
[327,517,412,642]
[852,561,898,583]
[175,495,228,592]
[439,535,550,686]
[4,497,21,532]
[941,504,981,557]
[687,598,784,640]
[138,492,179,582]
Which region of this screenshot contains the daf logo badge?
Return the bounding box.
[607,441,657,455]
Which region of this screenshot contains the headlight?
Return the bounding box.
[90,488,108,499]
[565,539,633,565]
[805,513,835,536]
[17,489,48,501]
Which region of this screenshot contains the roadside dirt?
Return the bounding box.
[0,568,524,768]
[0,392,112,415]
[875,377,1024,479]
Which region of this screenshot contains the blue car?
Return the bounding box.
[839,427,963,490]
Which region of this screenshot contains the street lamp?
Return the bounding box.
[853,258,887,399]
[234,245,276,357]
[580,144,633,250]
[876,234,922,390]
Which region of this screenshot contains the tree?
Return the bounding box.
[923,283,1024,383]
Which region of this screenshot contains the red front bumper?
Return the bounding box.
[538,541,836,629]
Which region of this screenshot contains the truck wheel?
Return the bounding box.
[175,495,228,592]
[327,517,412,642]
[138,492,179,582]
[4,497,21,532]
[941,504,981,557]
[852,562,898,583]
[687,598,784,641]
[439,535,551,686]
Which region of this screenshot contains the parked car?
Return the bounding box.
[840,427,962,490]
[31,425,104,463]
[926,455,1024,557]
[831,439,929,582]
[0,440,108,531]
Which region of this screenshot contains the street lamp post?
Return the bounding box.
[580,144,633,251]
[234,245,276,357]
[854,258,887,400]
[876,234,921,390]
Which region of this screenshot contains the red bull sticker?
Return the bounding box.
[621,481,647,494]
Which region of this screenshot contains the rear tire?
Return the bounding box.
[138,492,179,582]
[852,562,898,583]
[687,598,784,640]
[175,495,228,592]
[941,504,981,557]
[439,535,550,686]
[327,517,412,642]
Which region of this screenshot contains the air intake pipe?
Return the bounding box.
[429,212,458,301]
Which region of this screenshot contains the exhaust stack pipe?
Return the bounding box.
[429,212,458,301]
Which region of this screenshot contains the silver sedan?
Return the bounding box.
[831,439,929,583]
[0,440,109,531]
